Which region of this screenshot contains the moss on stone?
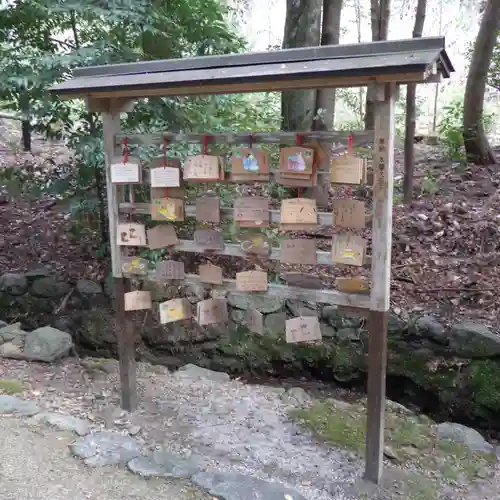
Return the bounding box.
[468,359,500,411]
[0,379,24,395]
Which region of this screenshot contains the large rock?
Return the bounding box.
[286,299,317,317]
[176,364,230,382]
[0,273,28,296]
[29,412,89,436]
[0,322,27,342]
[415,315,446,344]
[30,277,71,298]
[71,431,141,466]
[437,422,494,453]
[0,395,39,416]
[76,280,102,296]
[22,326,73,362]
[450,322,500,358]
[191,472,308,500]
[128,449,199,479]
[227,293,284,314]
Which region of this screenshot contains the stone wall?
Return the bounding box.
[1,269,500,429]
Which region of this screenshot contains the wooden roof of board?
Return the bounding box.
[50,36,453,99]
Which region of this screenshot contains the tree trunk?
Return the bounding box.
[21,119,31,152]
[365,0,391,130]
[313,0,343,131]
[281,0,322,131]
[463,0,500,165]
[403,0,427,204]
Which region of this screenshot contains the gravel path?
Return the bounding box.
[0,417,209,500]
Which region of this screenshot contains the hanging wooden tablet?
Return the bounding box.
[239,231,272,257]
[155,260,185,280]
[280,198,318,231]
[236,270,268,292]
[151,198,184,222]
[279,147,314,177]
[121,256,149,275]
[286,316,322,344]
[196,298,229,326]
[111,156,141,184]
[194,229,225,251]
[149,156,181,169]
[231,148,270,182]
[159,298,192,324]
[331,233,366,267]
[196,196,221,224]
[150,167,180,188]
[117,223,147,247]
[335,277,370,294]
[246,308,264,335]
[332,199,366,230]
[280,239,317,265]
[331,154,365,185]
[124,291,152,311]
[199,263,223,285]
[304,185,329,208]
[282,272,323,289]
[234,196,269,228]
[303,139,330,166]
[151,185,185,201]
[147,225,178,249]
[183,154,221,182]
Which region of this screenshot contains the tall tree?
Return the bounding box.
[364,0,390,130]
[313,0,343,130]
[403,0,427,204]
[463,0,500,165]
[281,0,322,131]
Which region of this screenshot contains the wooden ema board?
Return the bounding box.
[159,298,192,323]
[282,272,323,289]
[236,270,268,292]
[280,198,318,231]
[285,316,322,344]
[183,154,221,181]
[336,277,370,294]
[245,308,264,335]
[117,223,147,247]
[196,196,221,224]
[150,167,180,188]
[155,260,185,280]
[151,185,185,200]
[151,198,184,221]
[199,263,223,285]
[239,231,271,256]
[234,197,269,228]
[332,233,366,267]
[194,229,225,251]
[231,148,270,181]
[332,199,366,230]
[196,298,228,326]
[280,238,317,265]
[331,154,366,185]
[121,256,149,275]
[147,225,178,249]
[124,291,152,311]
[279,147,314,177]
[111,156,141,184]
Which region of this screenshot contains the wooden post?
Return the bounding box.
[102,100,138,412]
[365,83,396,484]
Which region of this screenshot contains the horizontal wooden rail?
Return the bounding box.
[127,271,371,308]
[115,130,374,147]
[119,202,373,229]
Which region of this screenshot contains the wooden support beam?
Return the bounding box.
[103,101,137,412]
[364,83,396,484]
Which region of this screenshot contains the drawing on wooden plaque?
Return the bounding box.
[233,197,269,228]
[110,156,141,184]
[124,291,152,311]
[280,198,318,231]
[147,225,178,249]
[331,154,366,185]
[150,167,180,188]
[117,223,147,247]
[282,272,323,289]
[335,277,370,294]
[285,316,322,344]
[239,231,271,256]
[199,263,223,285]
[236,270,268,292]
[121,256,149,275]
[193,229,225,251]
[280,239,317,265]
[246,308,264,335]
[151,198,184,222]
[155,260,185,280]
[196,298,229,326]
[331,233,366,267]
[183,154,221,181]
[231,148,270,181]
[159,298,192,324]
[196,196,221,224]
[332,199,366,230]
[280,147,314,175]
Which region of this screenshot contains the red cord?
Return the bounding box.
[348,135,353,153]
